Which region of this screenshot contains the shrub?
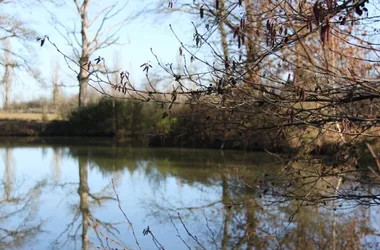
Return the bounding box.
[67,98,177,137]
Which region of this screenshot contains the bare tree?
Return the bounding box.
[0,0,42,88]
[51,60,61,108]
[45,0,144,107]
[1,39,14,110]
[75,0,90,107]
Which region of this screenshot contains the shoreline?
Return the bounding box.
[0,118,377,155]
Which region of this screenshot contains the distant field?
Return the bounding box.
[0,112,61,121]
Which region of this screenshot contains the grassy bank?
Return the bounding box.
[0,112,60,121]
[0,111,61,136]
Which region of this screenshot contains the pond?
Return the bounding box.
[0,137,379,250]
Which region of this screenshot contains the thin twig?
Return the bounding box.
[366,143,380,172]
[169,214,191,250]
[178,212,207,250]
[203,210,218,250]
[90,222,131,250]
[111,178,142,250]
[143,226,165,250]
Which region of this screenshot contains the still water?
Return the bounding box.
[0,138,379,250]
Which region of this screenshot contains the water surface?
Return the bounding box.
[0,138,379,250]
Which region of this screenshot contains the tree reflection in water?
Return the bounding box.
[141,166,377,249]
[52,147,121,250]
[0,147,46,250]
[1,140,380,249]
[82,146,380,249]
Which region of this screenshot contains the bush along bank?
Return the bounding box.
[0,98,376,154]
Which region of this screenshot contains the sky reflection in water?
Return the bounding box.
[0,140,379,250]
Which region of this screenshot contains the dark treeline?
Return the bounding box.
[33,97,377,154]
[0,96,377,154]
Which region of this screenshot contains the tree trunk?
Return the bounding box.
[3,64,10,110]
[78,157,89,250]
[218,0,229,74]
[2,39,12,111]
[78,0,90,107]
[52,61,60,107]
[4,147,13,199]
[221,175,231,250]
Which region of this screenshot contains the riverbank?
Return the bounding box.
[0,118,293,151]
[0,119,47,136]
[0,119,116,137]
[0,118,378,158]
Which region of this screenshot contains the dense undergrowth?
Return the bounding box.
[0,98,377,154]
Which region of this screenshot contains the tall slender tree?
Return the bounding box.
[51,60,60,107]
[47,0,143,107]
[1,39,13,110]
[0,1,41,108]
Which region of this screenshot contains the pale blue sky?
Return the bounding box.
[1,0,198,104]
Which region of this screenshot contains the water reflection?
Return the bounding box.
[0,140,379,249]
[52,148,121,250]
[51,147,62,181]
[0,147,46,250]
